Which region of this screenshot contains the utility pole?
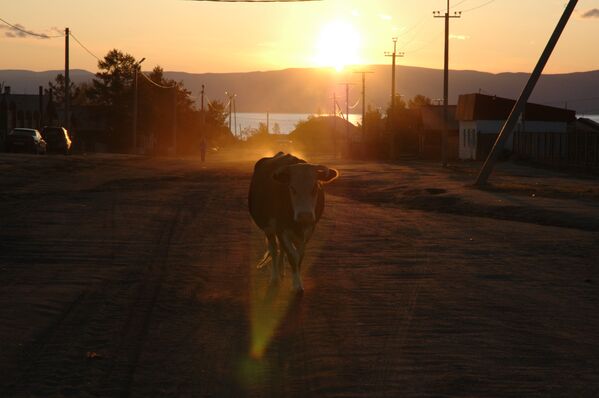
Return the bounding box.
[475,0,578,186]
[233,96,237,137]
[384,38,404,115]
[331,92,338,157]
[64,27,70,131]
[173,86,178,154]
[200,84,205,144]
[354,71,373,143]
[225,91,235,134]
[385,37,404,159]
[337,82,355,156]
[38,86,44,127]
[434,1,461,167]
[132,57,145,153]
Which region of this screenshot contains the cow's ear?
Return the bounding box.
[317,167,339,183]
[273,166,290,184]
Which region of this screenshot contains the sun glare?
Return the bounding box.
[313,20,363,71]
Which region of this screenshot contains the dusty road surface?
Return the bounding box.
[1,152,598,397]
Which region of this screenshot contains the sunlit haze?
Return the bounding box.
[1,0,599,74]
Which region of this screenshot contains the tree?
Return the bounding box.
[363,105,384,139]
[203,99,236,146]
[137,65,198,154]
[206,100,228,129]
[45,74,88,108]
[408,94,432,109]
[272,122,281,134]
[86,49,139,151]
[88,49,138,108]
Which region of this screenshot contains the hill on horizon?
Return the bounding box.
[1,66,598,115]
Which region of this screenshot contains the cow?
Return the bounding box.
[248,152,339,293]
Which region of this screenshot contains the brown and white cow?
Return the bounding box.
[248,152,339,292]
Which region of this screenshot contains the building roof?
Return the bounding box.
[456,93,576,123]
[574,117,599,133]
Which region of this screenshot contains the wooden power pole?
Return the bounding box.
[475,0,578,186]
[354,70,373,143]
[434,1,461,167]
[64,27,70,131]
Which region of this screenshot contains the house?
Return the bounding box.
[456,93,576,160]
[570,117,599,134]
[0,86,54,145]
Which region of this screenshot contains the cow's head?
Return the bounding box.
[273,163,339,225]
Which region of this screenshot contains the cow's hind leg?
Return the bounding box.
[266,232,281,285]
[278,230,304,293]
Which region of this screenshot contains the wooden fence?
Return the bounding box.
[513,131,599,169]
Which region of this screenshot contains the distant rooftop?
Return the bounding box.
[456,93,576,123]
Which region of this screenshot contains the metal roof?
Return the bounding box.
[456,93,576,123]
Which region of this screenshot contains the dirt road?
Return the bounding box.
[1,152,598,397]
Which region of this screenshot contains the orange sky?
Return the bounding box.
[1,0,599,74]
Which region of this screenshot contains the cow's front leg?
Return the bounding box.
[279,230,305,293]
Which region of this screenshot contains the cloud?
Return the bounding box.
[449,34,470,40]
[0,22,50,39]
[582,8,599,18]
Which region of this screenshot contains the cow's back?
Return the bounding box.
[248,153,305,230]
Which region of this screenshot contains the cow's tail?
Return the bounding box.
[256,250,271,269]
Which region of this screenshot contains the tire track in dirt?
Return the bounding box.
[100,201,185,397]
[0,164,219,397]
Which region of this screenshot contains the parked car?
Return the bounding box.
[5,128,47,154]
[42,126,72,154]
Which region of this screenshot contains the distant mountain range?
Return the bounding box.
[2,66,598,114]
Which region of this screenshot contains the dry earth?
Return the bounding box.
[0,151,598,397]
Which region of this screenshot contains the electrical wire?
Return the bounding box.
[69,31,102,62]
[348,97,361,110]
[405,32,443,54]
[138,71,177,89]
[0,16,63,38]
[185,0,321,2]
[461,0,495,13]
[450,0,471,10]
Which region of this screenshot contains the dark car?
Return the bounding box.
[42,126,72,154]
[5,128,47,154]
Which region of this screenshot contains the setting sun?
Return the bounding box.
[313,20,363,71]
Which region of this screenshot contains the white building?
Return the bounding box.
[456,93,575,160]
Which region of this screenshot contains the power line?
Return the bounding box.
[69,31,102,62]
[450,0,471,10]
[0,16,63,38]
[461,0,495,13]
[138,71,177,89]
[404,33,444,54]
[185,0,321,2]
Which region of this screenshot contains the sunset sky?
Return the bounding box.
[1,0,599,74]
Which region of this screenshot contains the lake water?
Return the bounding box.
[234,113,362,135]
[579,114,599,124]
[234,113,599,136]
